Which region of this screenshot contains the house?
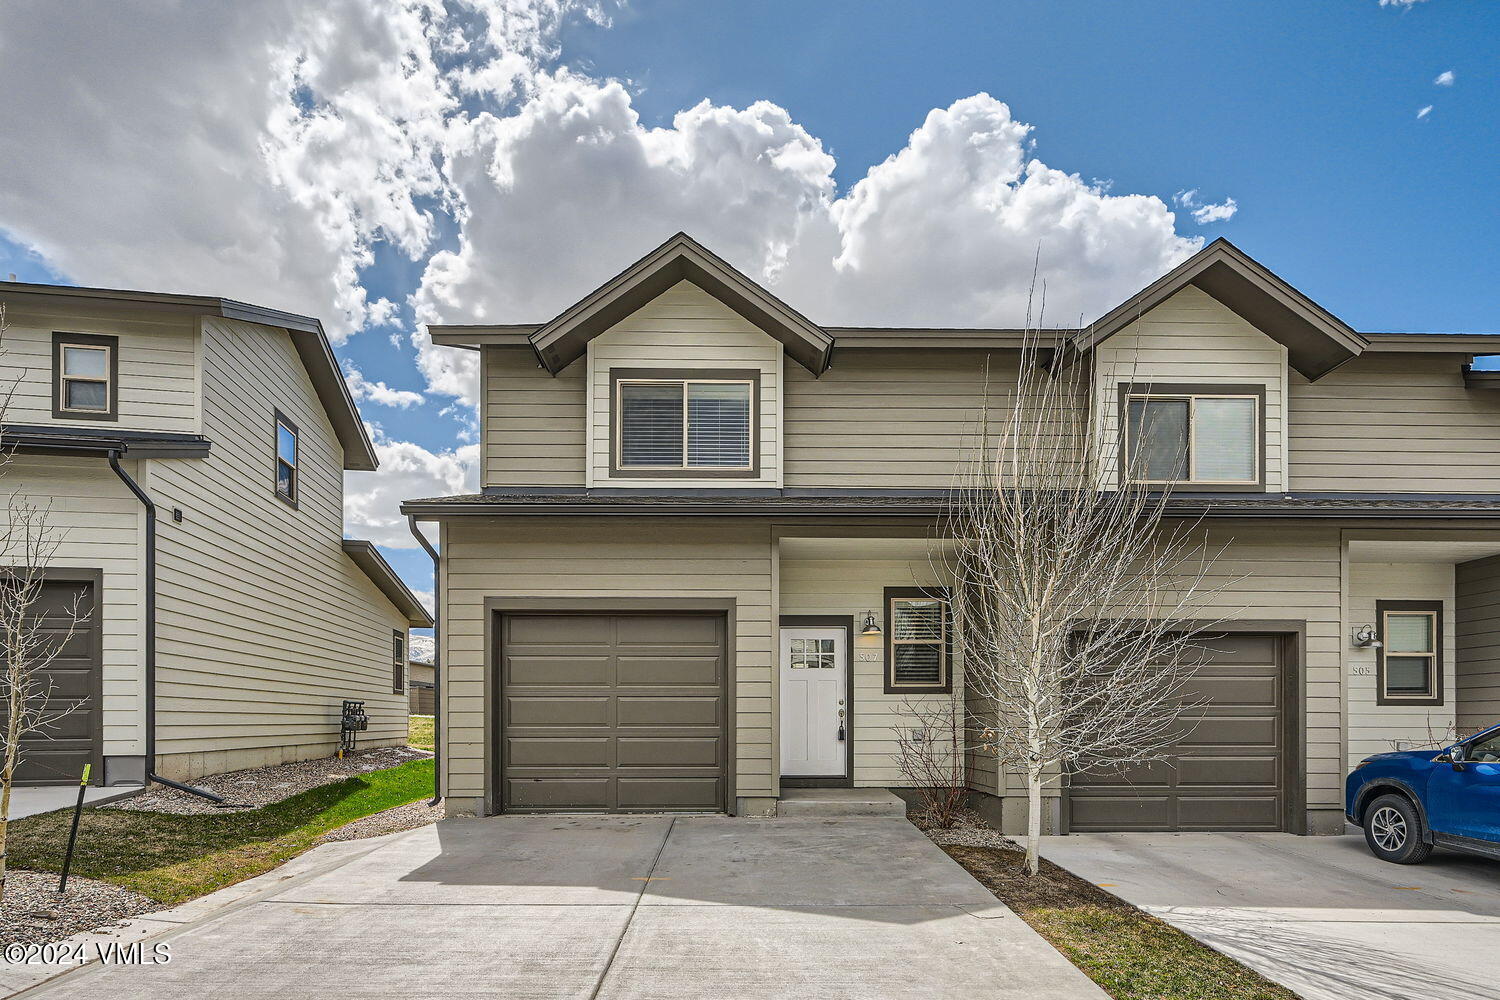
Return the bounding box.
[408,659,435,715]
[0,280,432,788]
[405,232,1500,835]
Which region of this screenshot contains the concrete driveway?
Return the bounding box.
[1042,832,1500,1000]
[28,815,1104,1000]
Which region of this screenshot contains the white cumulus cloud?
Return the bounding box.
[344,430,479,547]
[1174,189,1238,225]
[345,366,425,409]
[1434,70,1455,86]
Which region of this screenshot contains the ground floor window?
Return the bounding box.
[1377,600,1442,706]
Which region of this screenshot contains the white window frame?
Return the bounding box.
[1123,391,1262,487]
[58,344,113,414]
[613,376,756,472]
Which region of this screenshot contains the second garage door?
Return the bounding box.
[1068,633,1289,832]
[498,612,727,813]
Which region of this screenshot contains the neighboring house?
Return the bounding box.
[0,280,432,787]
[406,232,1500,836]
[408,659,435,715]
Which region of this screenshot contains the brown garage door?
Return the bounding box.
[1068,633,1287,832]
[0,577,102,785]
[498,612,727,812]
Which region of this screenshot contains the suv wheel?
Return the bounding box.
[1364,793,1433,865]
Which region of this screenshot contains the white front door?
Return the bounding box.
[780,626,847,777]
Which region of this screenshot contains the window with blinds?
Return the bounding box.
[1124,389,1260,486]
[615,374,754,472]
[1378,602,1443,706]
[885,589,950,693]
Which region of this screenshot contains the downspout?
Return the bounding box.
[408,514,442,806]
[108,451,225,803]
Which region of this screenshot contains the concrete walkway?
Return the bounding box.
[1042,832,1500,1000]
[7,784,140,820]
[19,814,1105,999]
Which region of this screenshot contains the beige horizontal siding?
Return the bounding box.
[586,281,781,488]
[483,346,585,488]
[777,551,960,788]
[148,317,409,780]
[1094,285,1288,491]
[1290,354,1500,492]
[1457,554,1500,735]
[440,517,775,808]
[1345,562,1456,766]
[0,302,199,433]
[3,456,145,757]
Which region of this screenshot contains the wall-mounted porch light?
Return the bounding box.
[1351,624,1382,649]
[860,611,882,636]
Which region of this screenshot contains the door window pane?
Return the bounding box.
[686,382,751,467]
[1194,397,1257,482]
[619,382,685,467]
[1126,398,1189,481]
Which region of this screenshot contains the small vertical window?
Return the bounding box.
[1377,601,1443,706]
[393,630,406,693]
[885,587,951,693]
[52,332,119,420]
[274,412,299,506]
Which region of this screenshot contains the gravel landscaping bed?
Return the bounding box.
[317,799,443,843]
[909,805,1020,851]
[104,746,432,815]
[0,871,155,946]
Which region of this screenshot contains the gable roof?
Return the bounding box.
[1071,238,1369,380]
[527,232,834,375]
[0,279,378,471]
[342,540,434,627]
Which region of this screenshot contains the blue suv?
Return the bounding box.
[1346,723,1500,864]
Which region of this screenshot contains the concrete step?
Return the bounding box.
[777,788,908,817]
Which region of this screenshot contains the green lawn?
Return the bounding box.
[944,845,1297,1000]
[408,713,434,751]
[8,758,433,905]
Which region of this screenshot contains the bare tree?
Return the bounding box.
[0,305,88,899]
[943,319,1233,875]
[891,689,969,829]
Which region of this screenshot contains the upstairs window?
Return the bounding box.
[1123,385,1262,488]
[52,332,118,420]
[1377,601,1443,706]
[885,587,952,694]
[611,369,758,476]
[274,411,299,506]
[393,630,406,693]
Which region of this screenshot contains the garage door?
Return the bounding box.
[1068,633,1287,832]
[498,612,727,812]
[0,578,102,785]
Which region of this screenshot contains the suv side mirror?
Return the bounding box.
[1442,745,1467,771]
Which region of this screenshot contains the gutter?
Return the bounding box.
[408,515,442,807]
[107,451,225,804]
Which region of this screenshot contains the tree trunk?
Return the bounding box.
[1025,768,1043,876]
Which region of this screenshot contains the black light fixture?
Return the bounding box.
[860,610,882,636]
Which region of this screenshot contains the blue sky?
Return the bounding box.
[1,0,1496,626]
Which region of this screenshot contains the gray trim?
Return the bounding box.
[0,424,211,459]
[1376,599,1445,707]
[883,586,953,695]
[1116,381,1269,493]
[779,615,855,787]
[527,233,833,376]
[607,367,762,479]
[484,597,738,816]
[342,540,435,627]
[51,332,119,422]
